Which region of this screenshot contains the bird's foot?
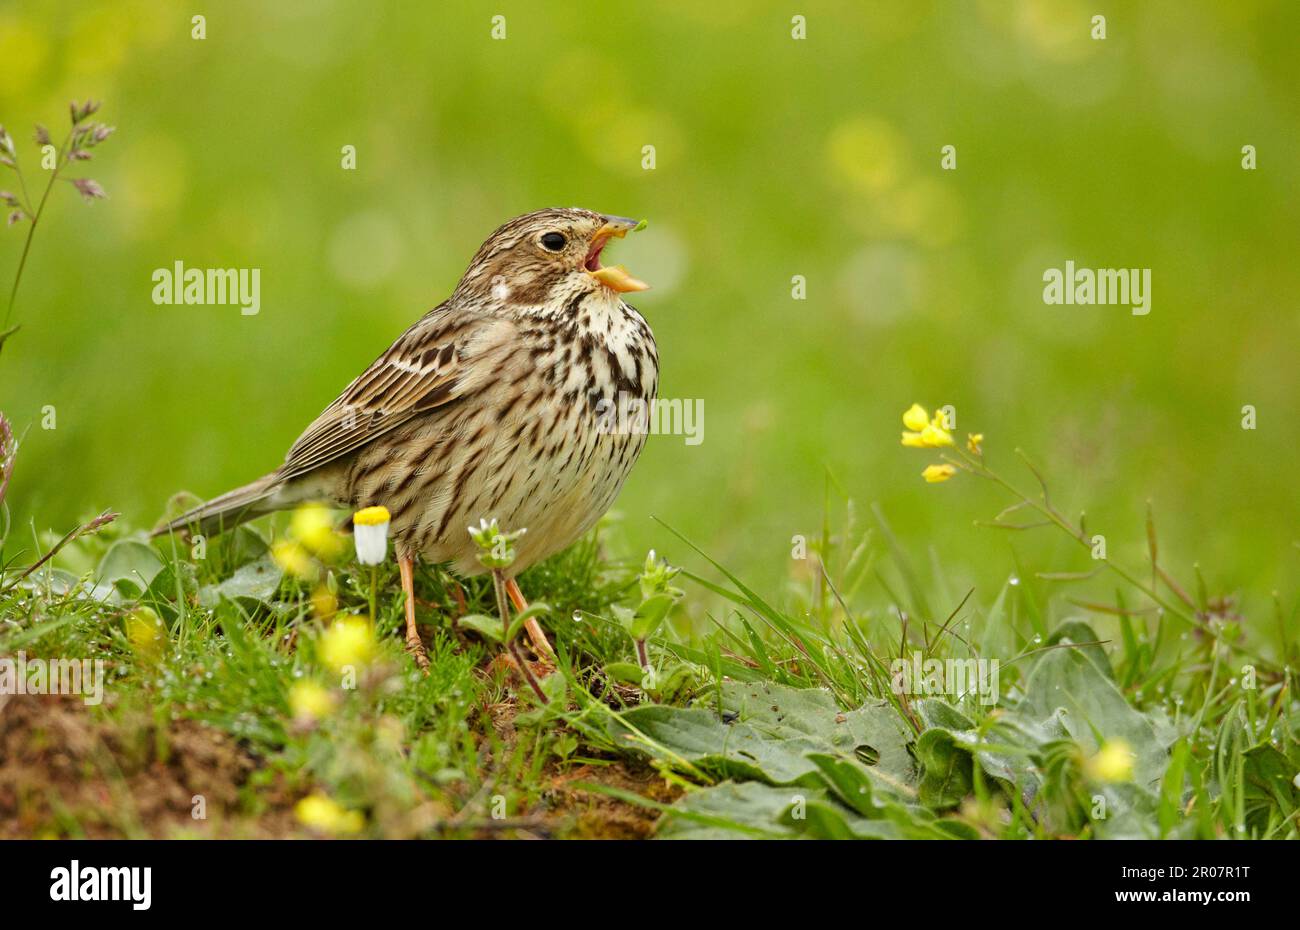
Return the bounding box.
[406,632,431,674]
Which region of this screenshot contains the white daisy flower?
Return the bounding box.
[352,506,391,565]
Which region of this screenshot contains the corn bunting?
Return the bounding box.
[155,208,657,669]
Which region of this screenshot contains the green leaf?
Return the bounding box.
[915,728,974,808]
[630,592,676,640]
[1045,618,1114,679]
[98,539,165,585]
[1019,632,1169,788]
[604,661,645,686]
[614,681,916,787]
[805,751,878,816]
[915,697,975,731]
[658,777,969,840]
[1242,743,1298,832]
[720,681,916,784]
[457,613,505,643]
[196,554,282,608]
[1159,738,1190,838]
[656,782,807,839]
[505,601,551,644]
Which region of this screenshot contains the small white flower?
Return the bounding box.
[352,506,391,565]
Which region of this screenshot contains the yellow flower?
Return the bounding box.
[901,406,954,447]
[967,433,984,454]
[290,504,343,559]
[352,505,391,526]
[922,464,957,483]
[319,616,376,672]
[272,539,316,580]
[1085,740,1135,783]
[289,680,336,722]
[902,403,929,432]
[295,793,364,835]
[920,423,954,447]
[124,606,165,660]
[311,584,337,620]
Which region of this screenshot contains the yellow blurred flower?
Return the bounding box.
[295,793,364,835]
[920,423,954,447]
[289,680,336,723]
[272,540,316,580]
[291,504,343,559]
[124,606,165,660]
[967,433,984,454]
[902,403,929,432]
[319,616,376,673]
[900,405,954,447]
[1085,740,1135,783]
[311,584,337,620]
[922,464,958,483]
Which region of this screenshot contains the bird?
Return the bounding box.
[154,208,658,671]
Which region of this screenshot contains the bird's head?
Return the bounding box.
[455,207,648,309]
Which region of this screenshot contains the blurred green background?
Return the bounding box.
[3,1,1298,607]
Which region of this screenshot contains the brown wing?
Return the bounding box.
[278,305,472,481]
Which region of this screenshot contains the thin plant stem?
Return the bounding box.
[491,568,547,704]
[3,131,70,331]
[944,445,1278,671]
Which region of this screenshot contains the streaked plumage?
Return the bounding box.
[155,208,658,662]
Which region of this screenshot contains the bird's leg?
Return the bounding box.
[398,554,430,674]
[506,577,556,661]
[451,579,467,617]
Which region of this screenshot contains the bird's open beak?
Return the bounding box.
[585,215,649,293]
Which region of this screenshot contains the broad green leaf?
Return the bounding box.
[1045,618,1114,679]
[614,681,916,788]
[1242,743,1298,833]
[719,681,916,784]
[1018,636,1168,788]
[616,704,818,784]
[915,697,975,731]
[656,782,807,839]
[915,728,974,808]
[97,539,165,590]
[196,554,282,608]
[456,613,505,643]
[604,661,645,685]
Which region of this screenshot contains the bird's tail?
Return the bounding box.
[152,472,292,539]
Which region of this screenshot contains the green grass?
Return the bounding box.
[2,463,1295,839]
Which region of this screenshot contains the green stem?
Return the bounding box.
[491,568,547,704]
[949,447,1277,671]
[4,130,71,331]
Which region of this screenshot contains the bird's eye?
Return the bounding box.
[540,232,567,252]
